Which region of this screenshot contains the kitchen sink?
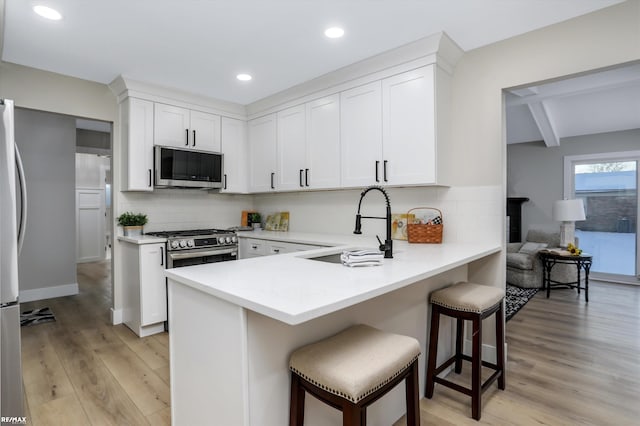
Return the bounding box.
[305,253,343,264]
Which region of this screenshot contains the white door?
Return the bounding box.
[382,66,436,185]
[340,81,383,187]
[306,94,341,189]
[76,189,105,263]
[277,105,306,190]
[220,117,248,193]
[154,103,190,148]
[248,114,277,192]
[190,110,221,152]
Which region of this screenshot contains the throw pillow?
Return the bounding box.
[518,242,548,255]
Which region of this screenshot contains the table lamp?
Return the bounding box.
[552,199,586,248]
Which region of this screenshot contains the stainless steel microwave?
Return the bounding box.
[154,145,223,189]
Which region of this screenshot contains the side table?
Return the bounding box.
[538,251,593,302]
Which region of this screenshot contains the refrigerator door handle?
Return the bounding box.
[15,144,27,255]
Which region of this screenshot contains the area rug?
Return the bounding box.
[505,284,538,321]
[20,307,56,326]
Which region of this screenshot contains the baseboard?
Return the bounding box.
[463,339,509,364]
[19,283,79,303]
[111,308,123,325]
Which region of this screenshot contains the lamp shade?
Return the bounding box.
[552,199,586,222]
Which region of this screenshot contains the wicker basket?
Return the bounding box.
[406,207,443,244]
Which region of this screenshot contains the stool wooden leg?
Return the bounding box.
[496,303,506,390]
[290,373,305,426]
[343,402,365,426]
[471,315,482,421]
[425,305,440,398]
[455,318,464,374]
[405,360,420,426]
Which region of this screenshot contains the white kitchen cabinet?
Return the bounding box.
[340,82,383,187]
[121,97,154,191]
[121,240,166,337]
[276,105,307,191]
[220,117,248,193]
[275,95,341,191]
[238,237,323,259]
[382,66,436,185]
[306,94,341,189]
[341,66,440,187]
[239,238,266,259]
[154,103,221,152]
[248,114,277,192]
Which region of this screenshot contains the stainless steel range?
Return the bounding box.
[146,228,238,268]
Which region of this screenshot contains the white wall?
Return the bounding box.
[508,128,640,237]
[15,108,78,301]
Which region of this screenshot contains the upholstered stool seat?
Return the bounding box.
[289,324,421,426]
[426,282,506,421]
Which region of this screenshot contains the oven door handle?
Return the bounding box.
[168,247,238,261]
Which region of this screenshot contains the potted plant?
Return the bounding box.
[117,212,148,237]
[248,212,261,230]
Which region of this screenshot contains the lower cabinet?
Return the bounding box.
[239,238,323,259]
[121,241,167,337]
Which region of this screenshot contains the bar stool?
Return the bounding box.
[289,324,421,426]
[425,282,506,421]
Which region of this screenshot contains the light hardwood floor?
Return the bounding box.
[21,262,640,425]
[20,261,170,426]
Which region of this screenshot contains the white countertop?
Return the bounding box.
[166,231,501,325]
[117,234,167,245]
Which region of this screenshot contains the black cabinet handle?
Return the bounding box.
[299,169,304,187]
[224,174,227,190]
[375,161,380,182]
[160,247,164,266]
[193,130,196,147]
[270,172,275,189]
[305,169,309,187]
[383,160,388,182]
[148,169,152,187]
[185,129,189,146]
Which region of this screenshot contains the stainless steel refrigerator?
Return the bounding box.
[0,99,26,420]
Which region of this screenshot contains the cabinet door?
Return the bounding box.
[139,243,167,326]
[306,94,341,189]
[220,117,248,193]
[277,105,306,191]
[239,238,266,259]
[248,114,277,192]
[123,98,154,191]
[382,66,436,185]
[340,82,383,187]
[191,110,221,152]
[154,103,190,148]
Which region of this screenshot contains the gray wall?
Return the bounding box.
[507,128,640,240]
[15,108,77,299]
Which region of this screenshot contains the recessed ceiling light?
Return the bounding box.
[33,5,63,20]
[324,27,345,39]
[236,74,252,81]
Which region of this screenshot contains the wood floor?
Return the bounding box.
[20,261,170,426]
[20,262,640,425]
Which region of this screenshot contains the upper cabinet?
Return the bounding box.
[121,97,154,191]
[341,65,441,187]
[305,94,341,190]
[221,117,248,193]
[154,103,221,152]
[276,105,306,191]
[248,114,277,193]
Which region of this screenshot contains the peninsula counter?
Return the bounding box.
[166,233,502,425]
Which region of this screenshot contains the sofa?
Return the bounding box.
[506,229,582,289]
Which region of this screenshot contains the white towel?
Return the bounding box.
[341,249,384,267]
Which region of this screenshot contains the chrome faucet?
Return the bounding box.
[353,185,393,258]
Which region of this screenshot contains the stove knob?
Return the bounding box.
[231,236,237,243]
[170,240,179,249]
[187,239,195,247]
[179,240,187,248]
[225,236,232,244]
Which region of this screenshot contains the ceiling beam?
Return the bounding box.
[527,101,559,147]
